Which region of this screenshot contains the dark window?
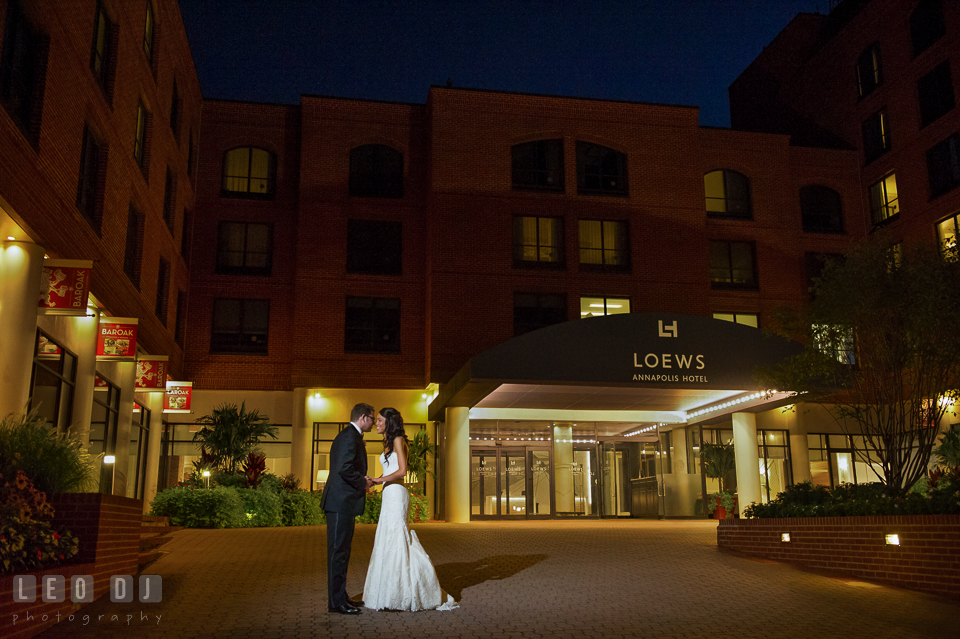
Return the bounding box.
[344,297,400,353]
[910,0,946,57]
[142,2,155,63]
[512,140,564,191]
[927,133,960,199]
[704,170,752,219]
[346,219,402,275]
[29,331,76,431]
[162,167,176,231]
[861,109,891,163]
[917,61,954,127]
[800,185,844,234]
[222,147,276,198]
[211,298,270,354]
[513,216,564,268]
[123,206,143,287]
[155,257,169,325]
[134,101,149,173]
[709,241,758,289]
[578,219,629,271]
[868,174,899,226]
[349,144,403,198]
[804,252,842,299]
[0,1,47,141]
[180,209,191,261]
[174,290,186,347]
[576,142,627,196]
[187,130,196,183]
[89,2,113,97]
[856,43,883,98]
[514,293,567,336]
[170,80,180,139]
[76,126,104,230]
[216,222,273,276]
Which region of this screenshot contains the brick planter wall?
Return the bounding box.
[1,494,143,639]
[717,515,960,600]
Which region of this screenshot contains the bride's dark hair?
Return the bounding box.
[380,407,408,462]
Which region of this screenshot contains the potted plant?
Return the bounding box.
[700,440,737,519]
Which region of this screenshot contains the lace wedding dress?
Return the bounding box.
[363,451,458,611]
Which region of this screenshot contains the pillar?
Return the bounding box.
[732,411,761,517]
[141,390,165,512]
[291,387,311,487]
[444,406,470,523]
[0,241,44,416]
[68,314,99,447]
[553,424,574,512]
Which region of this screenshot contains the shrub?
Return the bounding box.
[211,470,245,489]
[0,412,97,494]
[148,486,244,528]
[235,487,282,527]
[356,489,382,524]
[408,488,430,523]
[280,491,325,526]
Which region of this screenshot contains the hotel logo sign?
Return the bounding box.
[634,319,709,383]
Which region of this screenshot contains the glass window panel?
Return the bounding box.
[829,434,849,448]
[810,460,830,486]
[831,452,854,484]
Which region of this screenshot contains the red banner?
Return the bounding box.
[136,357,169,391]
[38,259,93,315]
[164,381,192,413]
[96,317,138,361]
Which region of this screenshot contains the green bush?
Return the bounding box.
[235,487,282,527]
[148,486,245,528]
[0,412,97,494]
[211,470,246,489]
[280,490,325,526]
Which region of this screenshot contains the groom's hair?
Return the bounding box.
[351,403,374,423]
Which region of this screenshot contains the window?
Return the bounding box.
[578,219,629,271]
[910,0,946,57]
[709,241,757,289]
[808,434,883,488]
[812,324,856,365]
[91,373,120,492]
[927,134,960,199]
[89,2,113,97]
[142,2,155,63]
[887,242,903,271]
[712,312,758,328]
[134,101,149,172]
[181,209,191,260]
[855,43,883,98]
[704,170,751,219]
[346,219,402,275]
[174,290,186,346]
[29,332,76,431]
[861,109,890,163]
[512,140,563,191]
[580,297,630,318]
[212,298,269,354]
[344,297,400,353]
[0,0,47,140]
[799,185,844,234]
[163,167,176,230]
[758,430,792,503]
[76,126,104,230]
[805,252,842,299]
[170,80,180,139]
[576,142,627,196]
[868,173,899,226]
[187,130,196,183]
[222,147,276,198]
[155,257,169,325]
[937,213,959,256]
[349,144,403,198]
[514,293,566,336]
[513,216,564,268]
[216,222,273,276]
[917,61,954,127]
[123,206,143,287]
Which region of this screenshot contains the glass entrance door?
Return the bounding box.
[601,442,631,517]
[470,446,553,519]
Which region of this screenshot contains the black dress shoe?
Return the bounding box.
[347,598,364,608]
[329,604,361,614]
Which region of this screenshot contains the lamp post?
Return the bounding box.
[202,469,211,489]
[101,455,116,494]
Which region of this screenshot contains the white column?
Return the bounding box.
[444,407,470,523]
[0,241,44,416]
[732,412,760,517]
[141,390,165,512]
[67,314,99,447]
[553,425,574,512]
[291,387,311,487]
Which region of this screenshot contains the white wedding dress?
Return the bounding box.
[363,451,458,611]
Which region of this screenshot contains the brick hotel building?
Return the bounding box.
[1,0,957,522]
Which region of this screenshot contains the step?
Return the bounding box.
[137,550,166,574]
[141,524,184,536]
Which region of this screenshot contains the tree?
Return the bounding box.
[406,429,436,493]
[191,403,279,473]
[759,237,960,495]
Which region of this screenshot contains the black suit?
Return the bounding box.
[321,424,368,609]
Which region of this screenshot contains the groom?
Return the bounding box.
[321,403,375,614]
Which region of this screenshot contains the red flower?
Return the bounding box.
[53,532,60,540]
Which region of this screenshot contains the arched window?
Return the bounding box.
[704,170,751,219]
[800,185,844,234]
[576,142,627,195]
[222,147,276,198]
[349,144,403,198]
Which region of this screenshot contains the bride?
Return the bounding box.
[363,407,458,611]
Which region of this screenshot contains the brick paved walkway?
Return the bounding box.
[30,520,960,638]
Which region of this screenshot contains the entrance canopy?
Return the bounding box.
[428,313,803,427]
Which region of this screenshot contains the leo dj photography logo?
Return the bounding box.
[11,574,162,603]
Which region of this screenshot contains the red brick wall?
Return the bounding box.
[717,515,960,600]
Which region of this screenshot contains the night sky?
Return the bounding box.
[178,0,824,128]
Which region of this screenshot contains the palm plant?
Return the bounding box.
[191,403,278,473]
[406,429,437,493]
[700,440,736,492]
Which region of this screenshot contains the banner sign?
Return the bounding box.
[164,381,193,413]
[96,317,138,361]
[38,259,93,315]
[135,357,169,391]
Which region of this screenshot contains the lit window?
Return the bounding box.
[936,213,959,258]
[512,140,563,191]
[576,142,627,196]
[142,3,155,63]
[349,144,403,198]
[855,43,882,98]
[579,220,628,271]
[868,174,898,227]
[222,147,276,198]
[90,2,112,95]
[709,240,757,289]
[513,216,564,267]
[704,170,751,219]
[713,312,758,328]
[812,324,856,365]
[581,297,630,318]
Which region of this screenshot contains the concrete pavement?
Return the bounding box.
[29,520,960,638]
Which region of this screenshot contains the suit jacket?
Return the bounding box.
[320,424,368,516]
